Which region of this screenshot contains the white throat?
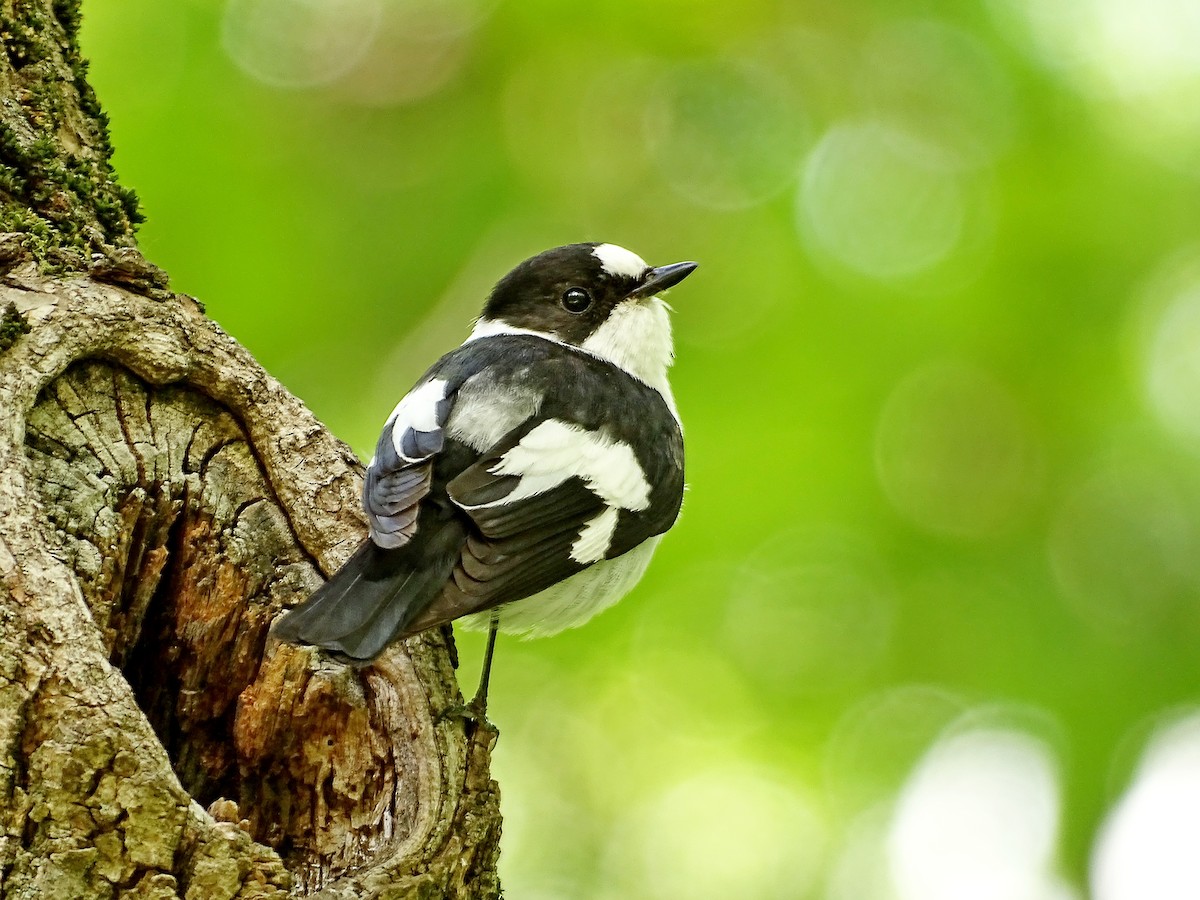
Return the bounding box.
[579,297,674,395]
[466,298,678,420]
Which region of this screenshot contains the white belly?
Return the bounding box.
[458,536,662,638]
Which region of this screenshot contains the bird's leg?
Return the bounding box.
[438,612,500,734]
[470,612,500,718]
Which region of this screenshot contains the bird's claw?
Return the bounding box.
[437,698,496,738]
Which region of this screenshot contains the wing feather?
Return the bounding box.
[452,474,600,541]
[363,378,450,549]
[423,418,656,624]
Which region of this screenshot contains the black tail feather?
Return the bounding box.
[273,520,464,663]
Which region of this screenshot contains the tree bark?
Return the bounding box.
[0,3,501,898]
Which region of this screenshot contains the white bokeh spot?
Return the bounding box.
[1145,264,1200,442]
[1093,712,1200,900]
[990,0,1200,167]
[886,727,1068,900]
[223,0,383,89]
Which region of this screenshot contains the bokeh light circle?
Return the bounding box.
[1048,455,1200,638]
[798,120,967,280]
[604,767,825,900]
[725,527,895,694]
[992,0,1200,100]
[824,684,968,818]
[990,0,1200,169]
[332,0,496,106]
[645,59,809,211]
[887,726,1064,900]
[503,51,661,200]
[222,0,383,89]
[875,361,1041,539]
[1093,711,1200,900]
[824,807,902,900]
[1141,252,1200,444]
[861,19,1017,171]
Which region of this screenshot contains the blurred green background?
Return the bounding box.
[81,0,1200,897]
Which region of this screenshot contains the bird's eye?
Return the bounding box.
[561,287,592,313]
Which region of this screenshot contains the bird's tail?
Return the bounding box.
[272,524,462,664]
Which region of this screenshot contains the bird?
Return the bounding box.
[272,242,695,718]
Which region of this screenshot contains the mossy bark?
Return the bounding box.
[0,3,501,899]
[0,0,144,274]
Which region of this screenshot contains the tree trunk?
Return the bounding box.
[0,3,502,898]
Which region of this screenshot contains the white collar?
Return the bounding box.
[465,315,679,423]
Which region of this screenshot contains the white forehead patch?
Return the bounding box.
[593,243,647,278]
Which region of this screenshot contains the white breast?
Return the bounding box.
[457,536,662,637]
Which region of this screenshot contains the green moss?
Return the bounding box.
[0,163,25,195]
[51,0,81,39]
[0,302,31,352]
[0,0,148,275]
[4,0,52,71]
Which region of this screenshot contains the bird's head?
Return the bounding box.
[471,243,697,391]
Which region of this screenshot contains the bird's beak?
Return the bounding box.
[628,261,698,300]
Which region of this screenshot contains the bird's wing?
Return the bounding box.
[362,377,454,549]
[401,413,675,630]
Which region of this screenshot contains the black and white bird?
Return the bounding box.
[273,242,695,712]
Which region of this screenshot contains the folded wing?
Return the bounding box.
[399,417,661,633]
[363,377,451,549]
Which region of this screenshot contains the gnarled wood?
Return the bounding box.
[0,272,502,899]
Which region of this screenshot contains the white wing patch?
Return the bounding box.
[593,243,648,278]
[571,506,620,564]
[455,418,651,563]
[387,378,448,461]
[488,420,650,511]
